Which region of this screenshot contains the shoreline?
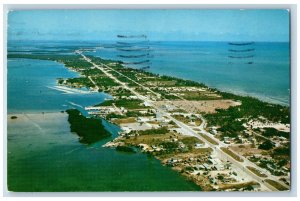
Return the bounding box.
[7,112,201,192]
[7,52,290,191]
[86,50,290,107]
[8,57,289,108]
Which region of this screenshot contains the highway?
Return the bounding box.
[76,50,288,191]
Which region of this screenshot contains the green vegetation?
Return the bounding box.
[66,109,111,144]
[65,77,94,88]
[8,51,291,191]
[264,179,289,191]
[220,147,244,162]
[93,76,119,87]
[138,127,169,135]
[96,99,147,110]
[114,88,133,97]
[9,53,290,129]
[172,115,191,124]
[160,75,206,88]
[258,140,275,150]
[82,68,104,76]
[272,146,290,156]
[204,92,289,141]
[57,78,64,84]
[247,166,267,177]
[212,92,289,123]
[8,54,93,69]
[112,117,136,124]
[106,113,125,119]
[270,145,290,168]
[96,100,114,106]
[89,57,116,65]
[200,134,219,145]
[159,141,179,151]
[181,91,221,100]
[219,181,259,191]
[181,137,204,145]
[116,145,136,153]
[260,127,289,139]
[217,121,245,139]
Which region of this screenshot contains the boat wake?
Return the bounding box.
[47,86,91,94]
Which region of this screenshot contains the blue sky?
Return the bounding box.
[8,9,289,42]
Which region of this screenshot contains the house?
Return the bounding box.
[129,95,138,99]
[137,116,151,123]
[195,143,204,148]
[240,138,247,144]
[224,137,231,144]
[143,101,152,107]
[203,163,211,170]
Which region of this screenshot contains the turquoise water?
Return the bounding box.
[8,58,110,113]
[7,40,290,192]
[7,58,200,192]
[8,40,290,105]
[86,41,290,106]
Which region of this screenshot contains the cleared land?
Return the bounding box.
[230,145,263,156]
[156,99,241,114]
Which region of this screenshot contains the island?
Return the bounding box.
[8,50,290,192]
[66,109,111,144]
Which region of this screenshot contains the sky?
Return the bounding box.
[7,9,290,42]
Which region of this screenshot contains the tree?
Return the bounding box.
[258,140,275,150]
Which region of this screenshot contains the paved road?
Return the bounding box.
[87,76,99,91]
[196,116,289,190]
[77,50,289,191]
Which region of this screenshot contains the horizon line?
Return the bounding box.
[7,39,290,43]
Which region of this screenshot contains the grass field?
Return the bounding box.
[247,166,268,177]
[221,147,244,162]
[265,179,289,191]
[112,117,137,124]
[200,134,219,145]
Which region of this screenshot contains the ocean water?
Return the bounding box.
[7,40,290,191]
[7,58,112,114]
[8,40,290,106]
[7,57,200,191]
[86,41,290,106]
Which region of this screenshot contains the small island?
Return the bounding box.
[66,109,111,144]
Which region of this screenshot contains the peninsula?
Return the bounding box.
[8,51,290,192]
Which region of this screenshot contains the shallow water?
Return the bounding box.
[8,58,110,113]
[7,58,200,192]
